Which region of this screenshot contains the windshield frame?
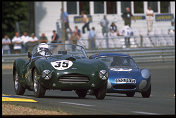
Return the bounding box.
[31,43,88,58]
[96,55,138,69]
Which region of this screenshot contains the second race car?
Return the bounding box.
[90,53,151,98]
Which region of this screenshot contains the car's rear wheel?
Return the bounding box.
[13,66,25,95]
[126,91,135,97]
[33,69,46,98]
[94,83,107,100]
[141,84,151,98]
[75,89,87,98]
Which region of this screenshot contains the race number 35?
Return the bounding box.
[51,60,73,70]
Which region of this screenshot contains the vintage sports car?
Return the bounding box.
[13,43,109,99]
[90,53,151,98]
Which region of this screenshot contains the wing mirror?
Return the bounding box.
[28,52,32,58]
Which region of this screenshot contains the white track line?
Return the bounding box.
[60,102,94,107]
[132,111,159,115]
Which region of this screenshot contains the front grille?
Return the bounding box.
[58,74,90,84]
[113,84,136,89]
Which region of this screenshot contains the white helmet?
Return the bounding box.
[37,43,49,56]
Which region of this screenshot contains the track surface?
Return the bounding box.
[2,62,175,115]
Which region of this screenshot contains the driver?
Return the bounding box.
[110,56,121,66]
[37,43,50,56]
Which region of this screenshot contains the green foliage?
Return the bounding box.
[2,2,29,39]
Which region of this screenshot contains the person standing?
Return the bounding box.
[60,8,72,32]
[51,30,60,43]
[12,32,23,54]
[100,15,109,37]
[121,7,136,27]
[2,35,11,54]
[71,26,81,45]
[39,33,48,43]
[70,26,81,51]
[88,27,96,50]
[60,8,72,41]
[121,25,134,48]
[27,33,39,52]
[21,32,30,53]
[81,11,90,34]
[146,6,154,34]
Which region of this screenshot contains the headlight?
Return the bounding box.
[42,70,52,80]
[141,69,150,79]
[99,70,108,80]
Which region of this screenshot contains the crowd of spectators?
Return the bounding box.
[2,7,175,54]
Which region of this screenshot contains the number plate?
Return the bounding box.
[115,78,136,83]
[51,60,73,70]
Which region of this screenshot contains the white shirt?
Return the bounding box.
[12,36,22,50]
[100,18,109,28]
[121,26,133,38]
[146,9,154,21]
[28,37,38,42]
[21,35,30,44]
[83,14,89,23]
[2,38,11,50]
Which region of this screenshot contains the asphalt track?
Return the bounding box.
[2,62,175,115]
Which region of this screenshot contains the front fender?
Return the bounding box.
[138,68,151,91]
[34,59,54,75]
[13,58,28,76]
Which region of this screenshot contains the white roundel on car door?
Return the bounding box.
[51,60,73,70]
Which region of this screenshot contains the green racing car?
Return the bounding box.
[13,43,109,99]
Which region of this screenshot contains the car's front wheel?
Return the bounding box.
[75,89,87,98]
[13,66,25,95]
[141,85,151,98]
[126,91,135,97]
[94,83,107,100]
[33,69,46,98]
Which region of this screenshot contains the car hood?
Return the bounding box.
[109,68,141,80]
[35,55,107,74]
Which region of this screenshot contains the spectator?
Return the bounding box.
[71,26,81,45]
[121,25,134,48]
[21,32,30,53]
[70,26,81,51]
[121,7,136,27]
[81,11,90,34]
[2,35,11,54]
[110,22,120,37]
[88,27,96,50]
[26,33,39,52]
[146,6,154,34]
[60,8,72,41]
[39,33,48,43]
[60,8,72,32]
[100,15,109,37]
[12,32,23,54]
[51,30,60,43]
[168,19,175,34]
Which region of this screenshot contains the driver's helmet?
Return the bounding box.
[37,43,49,56]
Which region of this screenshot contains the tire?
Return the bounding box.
[75,89,87,98]
[13,66,25,95]
[126,91,135,97]
[94,83,107,100]
[33,69,46,98]
[141,85,151,98]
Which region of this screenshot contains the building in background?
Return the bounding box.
[34,1,175,42]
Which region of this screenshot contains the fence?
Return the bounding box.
[2,46,175,65]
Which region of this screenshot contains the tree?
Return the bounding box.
[2,2,34,39]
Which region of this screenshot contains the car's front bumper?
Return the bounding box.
[39,71,107,90]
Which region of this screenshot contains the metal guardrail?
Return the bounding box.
[2,47,175,64]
